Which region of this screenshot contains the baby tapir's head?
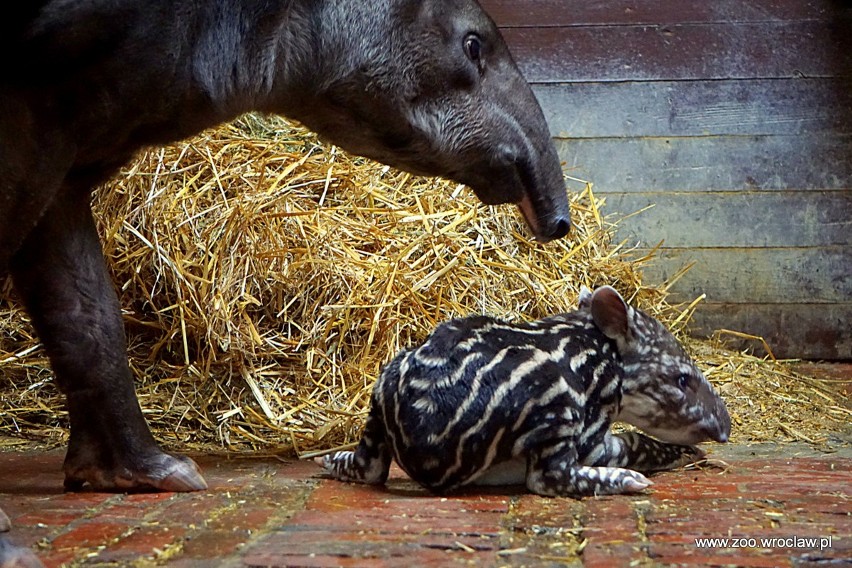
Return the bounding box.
[578,286,731,446]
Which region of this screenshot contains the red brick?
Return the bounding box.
[54,492,114,507]
[123,492,175,505]
[581,542,645,568]
[37,549,77,568]
[205,506,278,532]
[50,520,128,550]
[15,509,79,527]
[287,508,503,536]
[156,494,230,526]
[179,529,255,559]
[92,525,187,563]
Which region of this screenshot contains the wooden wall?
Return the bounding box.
[481,0,852,360]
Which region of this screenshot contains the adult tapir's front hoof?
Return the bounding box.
[63,450,207,493]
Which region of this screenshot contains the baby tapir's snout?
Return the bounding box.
[698,383,732,443]
[621,375,731,447]
[587,285,732,447]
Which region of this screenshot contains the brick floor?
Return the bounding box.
[0,442,849,567]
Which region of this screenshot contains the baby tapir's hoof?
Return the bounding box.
[585,467,653,496]
[529,466,653,497]
[64,450,207,492]
[618,470,653,493]
[315,453,355,481]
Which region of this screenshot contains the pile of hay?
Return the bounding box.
[0,115,847,455]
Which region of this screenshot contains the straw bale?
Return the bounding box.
[0,114,847,455]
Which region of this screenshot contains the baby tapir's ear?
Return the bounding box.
[590,286,631,348]
[577,285,593,309]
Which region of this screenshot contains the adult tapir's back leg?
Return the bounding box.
[9,187,207,492]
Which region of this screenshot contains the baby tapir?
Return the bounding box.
[319,285,731,496]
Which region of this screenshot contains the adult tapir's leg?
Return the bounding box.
[9,187,206,492]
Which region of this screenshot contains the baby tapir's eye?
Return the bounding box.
[464,34,483,65]
[677,373,691,390]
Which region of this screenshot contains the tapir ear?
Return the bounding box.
[577,285,593,309]
[590,286,631,345]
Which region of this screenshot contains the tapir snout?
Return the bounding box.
[276,0,572,241]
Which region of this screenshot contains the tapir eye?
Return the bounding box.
[464,34,483,65]
[677,374,691,390]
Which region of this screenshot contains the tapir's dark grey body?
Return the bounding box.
[0,1,570,562]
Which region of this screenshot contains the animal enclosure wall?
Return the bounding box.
[480,0,852,360]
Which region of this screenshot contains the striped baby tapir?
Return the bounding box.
[317,285,731,497]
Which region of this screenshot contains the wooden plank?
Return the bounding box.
[555,134,852,192]
[687,303,852,360]
[502,22,852,83]
[534,78,852,138]
[597,191,852,248]
[480,0,836,28]
[634,247,852,304]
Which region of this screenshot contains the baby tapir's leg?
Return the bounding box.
[318,406,391,485]
[589,432,704,472]
[526,439,652,497]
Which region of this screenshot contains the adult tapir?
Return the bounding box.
[0,0,570,562]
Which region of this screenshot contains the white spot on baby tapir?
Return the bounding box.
[413,396,437,413]
[457,335,484,352]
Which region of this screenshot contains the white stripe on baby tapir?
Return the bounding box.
[579,413,608,446]
[583,439,606,465]
[511,423,551,455]
[599,369,620,399]
[479,426,507,475]
[569,348,595,373]
[412,348,449,367]
[411,329,490,366]
[398,354,411,383]
[436,348,556,482]
[511,377,584,432]
[587,359,610,394]
[488,322,553,336]
[427,345,528,444]
[389,386,410,449]
[407,350,485,391]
